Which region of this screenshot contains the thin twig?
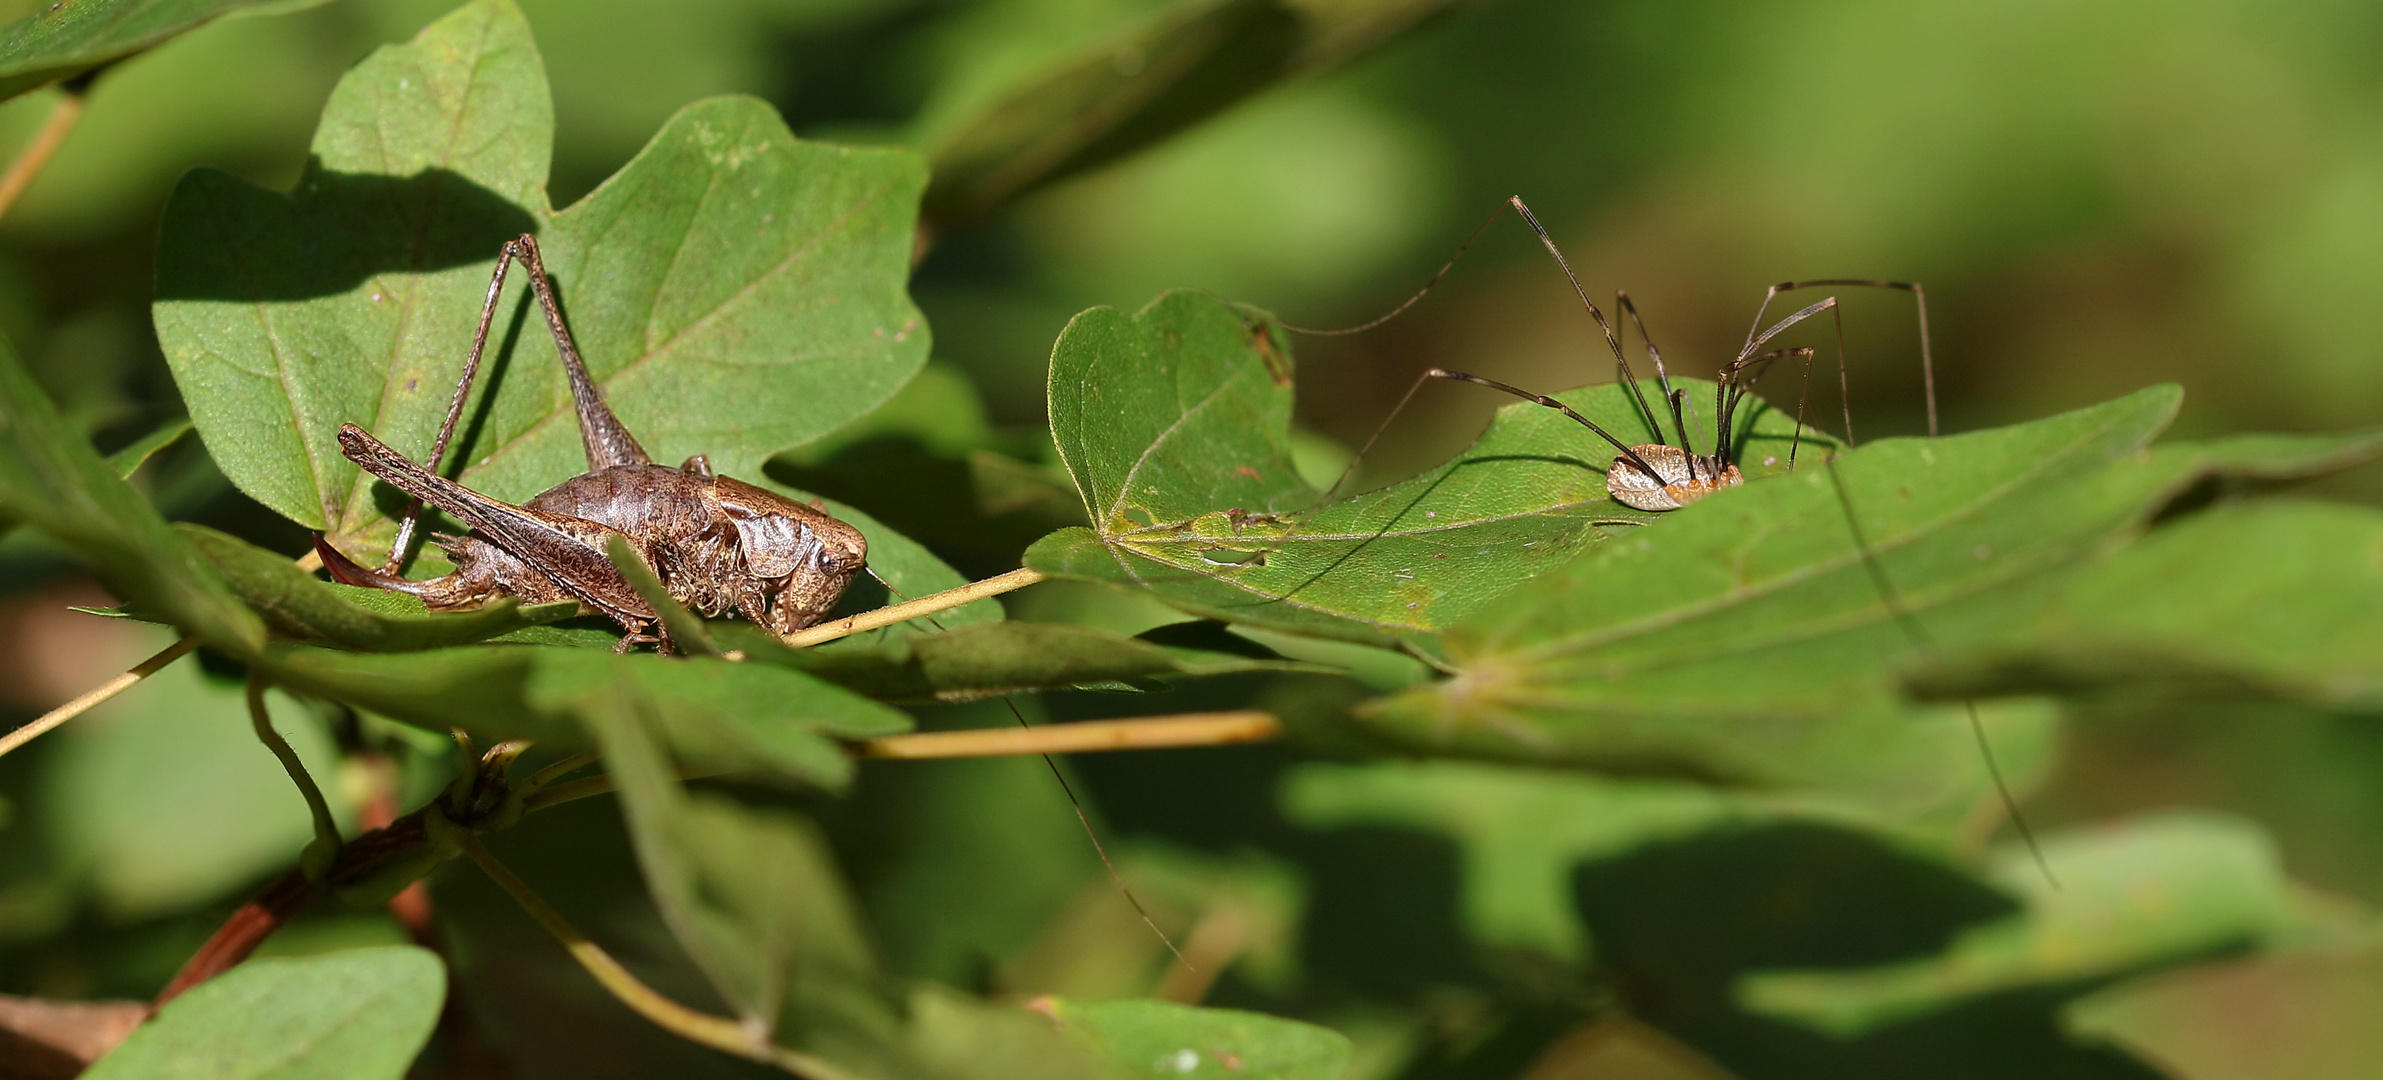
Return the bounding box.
[0,88,84,222]
[0,637,196,760]
[455,834,864,1080]
[245,676,341,861]
[780,567,1044,648]
[520,713,1281,812]
[857,711,1279,759]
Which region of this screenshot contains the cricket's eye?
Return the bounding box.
[730,511,818,578]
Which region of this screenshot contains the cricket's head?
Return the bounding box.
[712,477,869,632]
[1604,443,1742,512]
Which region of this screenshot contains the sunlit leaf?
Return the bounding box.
[81,946,442,1080]
[1028,290,1820,647]
[1738,812,2298,1037]
[180,523,577,650]
[154,0,929,558]
[0,0,330,102]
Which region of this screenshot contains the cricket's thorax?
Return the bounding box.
[1604,444,1743,512]
[412,462,867,636]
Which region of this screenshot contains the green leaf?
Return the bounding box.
[919,0,1459,227]
[1047,291,1313,533]
[0,0,330,102]
[1041,998,1353,1080]
[2063,933,2383,1080]
[1028,292,1826,648]
[0,325,263,652]
[259,642,909,790]
[1737,812,2298,1037]
[179,523,577,650]
[154,0,929,558]
[81,945,443,1080]
[583,694,901,1061]
[107,416,191,478]
[1281,760,1911,962]
[604,532,719,656]
[1357,388,2214,804]
[719,619,1323,702]
[1909,497,2383,712]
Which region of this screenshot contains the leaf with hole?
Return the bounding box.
[1027,290,1822,648]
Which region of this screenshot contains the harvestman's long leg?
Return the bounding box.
[1618,291,1693,478]
[1425,369,1669,486]
[1717,297,1837,467]
[1746,279,1937,438]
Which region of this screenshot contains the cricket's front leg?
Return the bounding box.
[338,424,655,633]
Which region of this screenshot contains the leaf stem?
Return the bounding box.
[780,567,1044,648]
[455,833,865,1080]
[0,637,196,760]
[246,675,342,866]
[0,86,84,222]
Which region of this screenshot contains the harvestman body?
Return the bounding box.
[315,234,867,653]
[1320,197,1936,512]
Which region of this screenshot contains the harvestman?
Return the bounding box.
[1289,198,2057,878]
[1309,196,1937,509]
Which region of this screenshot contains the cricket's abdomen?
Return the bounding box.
[527,465,716,543]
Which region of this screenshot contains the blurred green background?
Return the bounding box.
[5,1,2382,1077]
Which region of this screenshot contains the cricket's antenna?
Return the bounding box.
[1749,280,1938,439]
[1821,458,2057,888]
[995,695,1190,970]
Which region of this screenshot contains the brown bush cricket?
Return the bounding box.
[314,234,867,654]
